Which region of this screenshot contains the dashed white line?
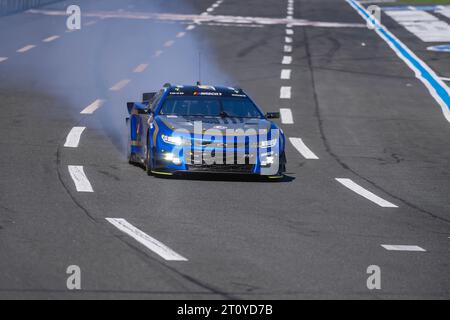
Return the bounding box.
[186,25,196,31]
[154,50,164,57]
[381,245,426,252]
[64,127,86,148]
[280,108,294,124]
[17,45,36,53]
[282,56,292,65]
[285,36,293,43]
[286,29,294,35]
[0,57,7,63]
[176,32,186,38]
[84,20,97,26]
[281,69,291,80]
[68,166,94,192]
[284,45,292,53]
[336,178,398,208]
[110,79,131,91]
[164,40,175,48]
[280,86,292,99]
[133,63,149,73]
[289,137,319,160]
[80,99,105,114]
[106,218,188,261]
[43,35,60,43]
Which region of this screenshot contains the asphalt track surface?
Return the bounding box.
[0,0,449,299]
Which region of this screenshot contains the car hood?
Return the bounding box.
[157,115,274,134]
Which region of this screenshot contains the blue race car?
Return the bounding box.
[126,84,286,179]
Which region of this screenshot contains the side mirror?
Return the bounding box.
[143,92,156,103]
[266,112,280,119]
[137,107,149,115]
[127,102,149,115]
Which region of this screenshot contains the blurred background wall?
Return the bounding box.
[0,0,61,16]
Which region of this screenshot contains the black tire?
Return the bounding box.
[145,147,152,176]
[279,151,286,173]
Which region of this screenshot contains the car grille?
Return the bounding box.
[187,163,254,174]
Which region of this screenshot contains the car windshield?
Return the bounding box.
[159,96,264,118]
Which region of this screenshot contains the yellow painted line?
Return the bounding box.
[151,171,174,176]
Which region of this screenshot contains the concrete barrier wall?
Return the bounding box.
[0,0,62,16]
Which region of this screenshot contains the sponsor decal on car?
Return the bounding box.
[193,91,222,96]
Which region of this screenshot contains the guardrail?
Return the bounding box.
[0,0,62,16]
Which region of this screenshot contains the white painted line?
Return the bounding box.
[282,56,292,65]
[84,20,97,26]
[441,77,450,82]
[284,45,292,53]
[280,108,294,124]
[381,245,426,252]
[439,8,450,19]
[133,63,149,73]
[285,36,293,43]
[384,10,450,42]
[43,35,60,43]
[68,166,93,192]
[110,79,131,91]
[0,57,7,63]
[81,99,105,114]
[164,40,175,47]
[289,137,319,160]
[154,50,163,57]
[64,127,86,148]
[207,8,214,12]
[17,45,36,53]
[336,178,398,208]
[176,32,186,38]
[280,86,292,99]
[286,29,294,35]
[347,0,450,123]
[106,218,188,261]
[186,24,196,31]
[28,9,366,28]
[281,69,291,80]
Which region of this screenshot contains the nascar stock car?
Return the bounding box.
[126,84,287,179]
